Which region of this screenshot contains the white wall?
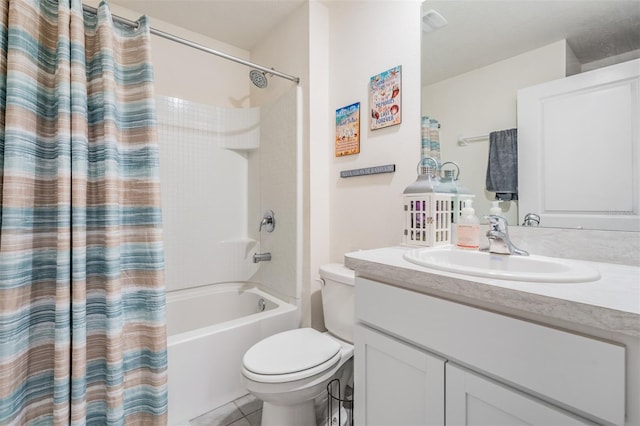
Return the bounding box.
[582,48,640,73]
[328,0,423,261]
[308,1,331,330]
[422,40,569,226]
[250,5,308,107]
[249,0,422,329]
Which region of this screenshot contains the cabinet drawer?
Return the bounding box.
[355,277,625,424]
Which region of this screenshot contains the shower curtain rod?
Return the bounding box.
[82,4,301,84]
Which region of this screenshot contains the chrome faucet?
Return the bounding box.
[522,212,541,227]
[259,210,275,233]
[484,215,529,256]
[253,252,272,263]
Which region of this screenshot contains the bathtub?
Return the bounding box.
[166,283,298,425]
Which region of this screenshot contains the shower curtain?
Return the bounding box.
[0,0,167,424]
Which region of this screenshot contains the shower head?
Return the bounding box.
[249,69,269,88]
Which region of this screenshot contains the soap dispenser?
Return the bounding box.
[456,200,480,250]
[490,200,502,216]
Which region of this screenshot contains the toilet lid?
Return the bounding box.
[243,328,341,376]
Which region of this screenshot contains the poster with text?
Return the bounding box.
[369,65,402,130]
[335,102,360,156]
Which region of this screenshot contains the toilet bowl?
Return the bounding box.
[241,263,355,426]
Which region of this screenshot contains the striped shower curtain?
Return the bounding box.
[0,0,167,424]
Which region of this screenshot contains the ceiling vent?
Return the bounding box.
[422,9,448,33]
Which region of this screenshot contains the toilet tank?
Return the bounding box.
[319,263,355,343]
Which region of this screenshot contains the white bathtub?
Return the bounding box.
[166,283,298,424]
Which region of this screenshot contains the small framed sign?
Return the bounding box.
[335,102,360,157]
[369,65,401,130]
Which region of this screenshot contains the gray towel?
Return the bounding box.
[485,129,518,201]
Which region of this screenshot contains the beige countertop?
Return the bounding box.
[345,246,640,338]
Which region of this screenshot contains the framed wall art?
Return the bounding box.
[369,65,402,130]
[335,102,360,156]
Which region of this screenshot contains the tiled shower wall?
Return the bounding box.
[253,88,302,305]
[156,96,261,293]
[155,90,301,304]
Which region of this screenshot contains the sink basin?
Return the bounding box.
[403,247,601,283]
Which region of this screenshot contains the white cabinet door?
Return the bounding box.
[446,363,589,426]
[517,58,640,231]
[354,325,445,426]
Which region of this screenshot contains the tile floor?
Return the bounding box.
[188,394,263,426]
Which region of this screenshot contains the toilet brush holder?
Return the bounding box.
[327,378,353,426]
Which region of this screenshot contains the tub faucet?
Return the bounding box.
[484,215,529,256]
[253,252,272,263]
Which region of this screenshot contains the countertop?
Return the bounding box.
[345,246,640,338]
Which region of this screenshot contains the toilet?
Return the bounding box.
[241,263,355,426]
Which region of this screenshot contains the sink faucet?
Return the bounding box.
[485,215,529,256]
[522,212,541,227]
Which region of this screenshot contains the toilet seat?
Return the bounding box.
[242,328,342,384]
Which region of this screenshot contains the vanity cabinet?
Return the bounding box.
[354,277,626,425]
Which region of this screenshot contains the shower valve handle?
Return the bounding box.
[259,210,275,233]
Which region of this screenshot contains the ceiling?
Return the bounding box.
[422,1,640,84]
[110,0,306,50]
[110,1,640,84]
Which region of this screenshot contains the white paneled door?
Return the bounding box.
[518,59,640,231]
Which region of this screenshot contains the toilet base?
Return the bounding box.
[262,400,316,426]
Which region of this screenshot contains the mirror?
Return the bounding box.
[421,1,640,228]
